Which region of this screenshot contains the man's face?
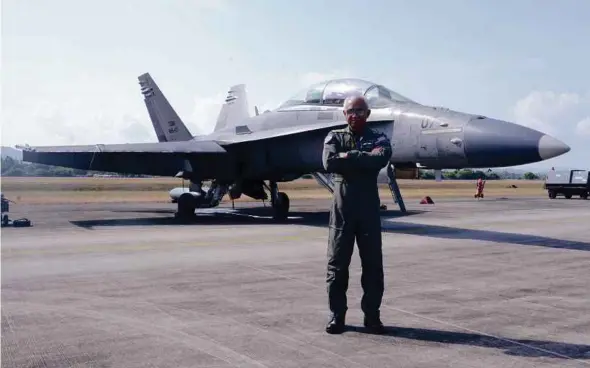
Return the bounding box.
[344,97,370,132]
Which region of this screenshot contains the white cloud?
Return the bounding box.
[512,90,590,137]
[1,99,155,147]
[188,93,226,135]
[576,117,590,136]
[1,70,355,147]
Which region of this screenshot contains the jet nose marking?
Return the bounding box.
[538,134,571,160]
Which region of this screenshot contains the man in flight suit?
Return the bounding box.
[322,95,392,334]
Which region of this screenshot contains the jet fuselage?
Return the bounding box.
[195,98,569,183]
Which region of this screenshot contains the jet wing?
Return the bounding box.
[214,119,350,144]
[214,119,393,144]
[22,140,231,178]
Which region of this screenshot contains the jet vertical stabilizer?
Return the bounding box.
[213,84,250,132]
[138,73,193,142]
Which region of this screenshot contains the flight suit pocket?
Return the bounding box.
[329,184,348,230]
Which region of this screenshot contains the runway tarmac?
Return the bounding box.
[2,196,590,367]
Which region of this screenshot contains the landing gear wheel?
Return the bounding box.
[175,193,197,220]
[272,192,290,221]
[267,181,290,221]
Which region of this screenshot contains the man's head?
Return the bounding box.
[343,96,371,133]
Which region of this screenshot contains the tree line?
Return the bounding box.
[417,169,542,180]
[0,156,145,177]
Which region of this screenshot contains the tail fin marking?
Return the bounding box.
[213,84,250,132]
[138,73,193,142]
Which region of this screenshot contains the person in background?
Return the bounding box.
[474,177,486,199]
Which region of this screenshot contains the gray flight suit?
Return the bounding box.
[322,125,393,318]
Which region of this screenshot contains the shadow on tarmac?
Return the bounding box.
[68,206,590,360]
[71,207,590,252]
[349,325,590,360]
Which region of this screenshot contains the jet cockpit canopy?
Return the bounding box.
[278,78,415,109]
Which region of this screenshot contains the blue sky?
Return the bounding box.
[2,0,589,171]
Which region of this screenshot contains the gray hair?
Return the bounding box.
[343,95,369,110]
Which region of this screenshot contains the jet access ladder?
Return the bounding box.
[386,164,406,213]
[312,165,407,213]
[312,172,334,193]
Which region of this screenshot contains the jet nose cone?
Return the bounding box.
[538,134,570,160]
[464,117,571,167]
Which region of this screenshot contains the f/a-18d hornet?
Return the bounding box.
[20,73,571,219]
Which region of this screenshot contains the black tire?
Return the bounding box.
[548,191,556,199]
[565,193,572,199]
[581,192,588,200]
[176,193,197,219]
[272,192,290,220]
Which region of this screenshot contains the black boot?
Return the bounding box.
[325,314,345,334]
[363,312,384,334]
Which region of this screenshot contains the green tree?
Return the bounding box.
[1,157,15,174]
[418,170,435,179]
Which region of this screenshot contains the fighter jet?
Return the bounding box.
[20,73,571,219]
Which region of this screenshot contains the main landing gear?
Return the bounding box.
[174,180,228,220]
[173,177,290,221]
[267,181,290,221]
[172,165,406,222]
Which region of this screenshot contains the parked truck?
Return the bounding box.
[544,169,589,199]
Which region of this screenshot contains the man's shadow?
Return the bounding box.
[349,325,590,360]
